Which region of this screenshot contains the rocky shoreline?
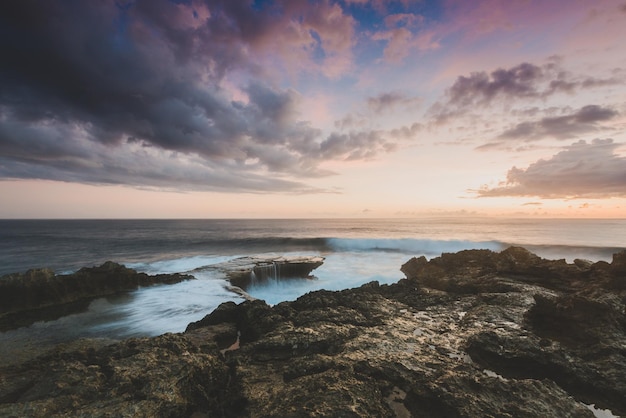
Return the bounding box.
[1,247,625,417]
[0,262,194,332]
[0,255,325,332]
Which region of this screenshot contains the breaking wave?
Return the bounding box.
[325,238,506,256]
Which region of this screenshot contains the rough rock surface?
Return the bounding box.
[0,262,194,331]
[1,247,625,417]
[195,255,325,290]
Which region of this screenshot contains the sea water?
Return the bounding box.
[1,217,625,355]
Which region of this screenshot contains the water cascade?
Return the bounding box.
[252,261,280,283]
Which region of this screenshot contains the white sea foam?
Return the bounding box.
[127,255,235,275]
[87,277,243,337]
[583,403,619,418]
[246,251,409,305]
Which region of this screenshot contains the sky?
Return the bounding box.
[0,0,625,218]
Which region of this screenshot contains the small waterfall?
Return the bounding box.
[247,256,323,288]
[253,261,281,283]
[271,261,279,282]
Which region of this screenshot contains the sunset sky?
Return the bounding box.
[1,0,625,218]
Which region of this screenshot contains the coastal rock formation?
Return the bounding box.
[0,262,193,331]
[1,247,625,417]
[195,255,325,290]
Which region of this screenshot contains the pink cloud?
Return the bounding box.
[243,0,356,78]
[474,139,626,199]
[372,12,438,63]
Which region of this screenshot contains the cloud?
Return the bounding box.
[0,1,381,193]
[366,91,421,113]
[497,105,618,141]
[0,114,324,193]
[371,12,439,63]
[440,62,624,110]
[389,123,423,140]
[318,130,397,161]
[473,139,626,199]
[430,60,625,124]
[446,63,545,107]
[334,114,369,130]
[428,62,549,124]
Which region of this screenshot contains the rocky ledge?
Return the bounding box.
[194,255,325,290]
[0,262,194,331]
[1,247,625,417]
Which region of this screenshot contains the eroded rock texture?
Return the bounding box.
[194,255,325,290]
[1,247,625,417]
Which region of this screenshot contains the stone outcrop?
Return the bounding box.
[1,247,625,417]
[194,255,325,290]
[0,262,193,331]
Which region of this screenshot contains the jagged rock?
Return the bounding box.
[400,246,605,293]
[0,262,194,331]
[1,247,625,417]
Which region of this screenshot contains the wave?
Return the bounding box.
[225,237,621,262]
[42,236,625,277]
[184,236,509,258]
[186,237,331,253]
[126,255,236,275]
[325,238,506,256]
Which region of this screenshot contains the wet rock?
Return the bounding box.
[0,262,194,331]
[193,255,324,290]
[1,247,625,417]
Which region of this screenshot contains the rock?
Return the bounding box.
[400,255,427,279]
[401,246,597,293]
[611,250,626,273]
[0,262,194,331]
[609,250,626,289]
[194,255,324,290]
[1,247,625,417]
[0,332,243,417]
[574,258,593,269]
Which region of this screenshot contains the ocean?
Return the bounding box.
[1,217,625,361]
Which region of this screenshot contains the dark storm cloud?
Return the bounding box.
[0,0,367,192]
[473,139,626,199]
